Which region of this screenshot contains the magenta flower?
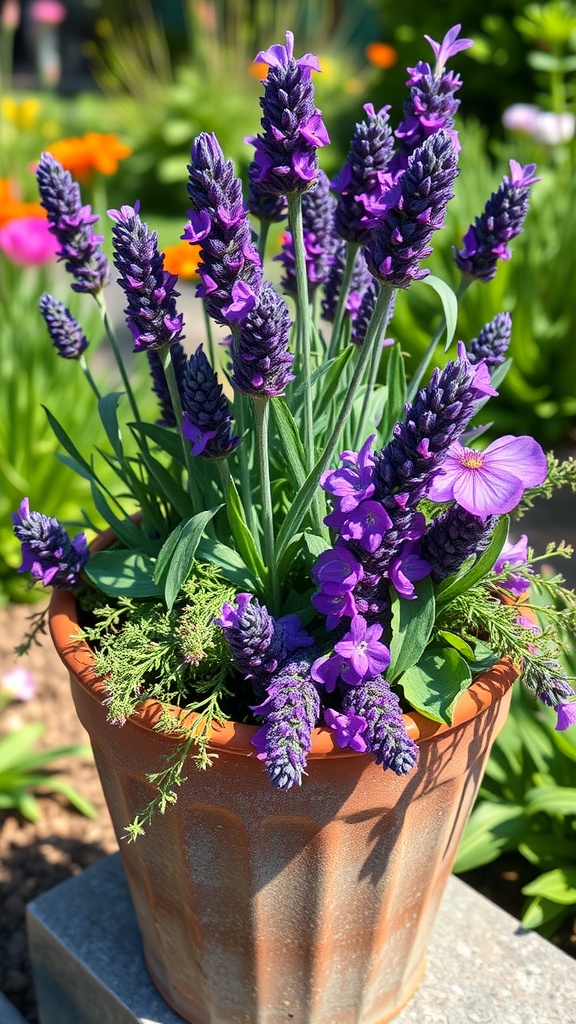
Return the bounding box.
[494,535,532,596]
[555,701,576,731]
[336,500,393,553]
[335,615,391,687]
[389,540,432,599]
[0,216,58,266]
[255,30,320,75]
[324,708,368,753]
[427,435,548,517]
[312,545,364,594]
[320,435,376,513]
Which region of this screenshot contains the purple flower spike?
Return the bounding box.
[147,341,187,428]
[185,132,263,327]
[36,152,110,294]
[522,659,574,708]
[109,203,184,353]
[340,675,419,775]
[324,707,368,753]
[39,293,89,359]
[427,435,548,517]
[467,312,512,370]
[555,700,576,731]
[363,131,459,290]
[246,163,287,225]
[217,593,311,695]
[334,615,391,687]
[275,170,336,299]
[12,497,89,589]
[181,344,240,459]
[424,24,473,70]
[454,161,541,283]
[250,649,321,791]
[337,500,392,553]
[332,103,394,245]
[421,505,497,582]
[232,281,295,398]
[320,434,376,513]
[249,32,329,196]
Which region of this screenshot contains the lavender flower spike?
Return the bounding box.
[467,312,512,370]
[232,281,295,398]
[39,294,89,359]
[363,131,459,290]
[275,170,336,299]
[421,505,497,582]
[181,344,240,459]
[251,650,321,790]
[184,132,262,327]
[12,498,89,589]
[109,202,184,353]
[331,103,394,245]
[249,30,329,196]
[340,675,419,774]
[454,161,541,282]
[36,152,110,295]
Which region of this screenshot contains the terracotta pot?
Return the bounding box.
[49,577,517,1024]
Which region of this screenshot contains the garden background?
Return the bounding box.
[1,1,575,1021]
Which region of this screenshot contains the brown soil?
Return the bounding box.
[0,603,574,1023]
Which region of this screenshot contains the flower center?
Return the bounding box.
[460,450,484,470]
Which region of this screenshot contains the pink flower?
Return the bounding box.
[555,701,576,731]
[1,0,21,29]
[0,215,58,265]
[30,0,66,23]
[1,667,35,702]
[427,435,548,518]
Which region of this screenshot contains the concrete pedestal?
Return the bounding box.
[27,853,575,1024]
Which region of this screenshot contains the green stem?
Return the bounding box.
[287,193,314,474]
[327,242,359,360]
[79,354,102,401]
[95,292,141,424]
[354,328,386,449]
[234,390,258,540]
[202,300,218,374]
[406,277,471,404]
[253,397,279,613]
[161,344,202,511]
[257,219,271,263]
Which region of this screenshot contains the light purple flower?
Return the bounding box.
[320,434,375,513]
[424,24,473,70]
[220,280,258,323]
[334,615,391,687]
[324,707,368,753]
[494,535,531,596]
[555,701,576,731]
[389,540,432,599]
[255,30,320,75]
[310,587,359,631]
[336,500,393,553]
[1,667,35,702]
[427,435,548,517]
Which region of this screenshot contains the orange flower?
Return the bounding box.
[163,241,200,280]
[365,42,397,70]
[46,133,132,183]
[250,61,269,81]
[0,178,44,227]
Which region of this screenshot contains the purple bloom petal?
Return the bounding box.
[311,652,346,693]
[389,541,432,599]
[428,436,547,517]
[221,280,258,323]
[424,24,473,69]
[555,701,576,731]
[338,500,392,552]
[334,616,391,687]
[324,707,368,753]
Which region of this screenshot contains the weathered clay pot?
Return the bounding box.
[49,581,517,1024]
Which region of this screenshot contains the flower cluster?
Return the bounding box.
[12,498,88,589]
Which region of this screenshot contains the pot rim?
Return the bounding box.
[48,525,518,758]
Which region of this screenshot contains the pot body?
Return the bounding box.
[50,589,516,1024]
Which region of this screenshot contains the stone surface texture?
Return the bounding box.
[27,853,575,1024]
[0,993,27,1024]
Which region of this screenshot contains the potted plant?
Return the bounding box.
[13,24,576,1024]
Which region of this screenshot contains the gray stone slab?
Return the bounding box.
[27,853,575,1024]
[0,993,27,1024]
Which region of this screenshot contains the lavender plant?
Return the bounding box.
[13,26,576,831]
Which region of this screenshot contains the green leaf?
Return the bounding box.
[518,835,576,869]
[89,482,148,550]
[270,398,307,490]
[137,445,193,521]
[525,785,576,816]
[98,393,124,462]
[379,342,407,445]
[399,645,472,723]
[85,549,162,598]
[196,538,258,591]
[453,800,527,873]
[436,516,509,604]
[522,867,576,906]
[437,630,474,659]
[164,505,223,612]
[310,345,355,420]
[42,406,93,478]
[224,476,266,583]
[467,639,500,675]
[129,421,187,467]
[418,275,458,351]
[54,453,96,483]
[153,521,185,585]
[276,454,325,563]
[0,723,44,774]
[521,897,569,931]
[388,577,435,683]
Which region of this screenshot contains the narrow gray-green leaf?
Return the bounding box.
[85,549,162,598]
[164,505,223,611]
[388,576,435,683]
[419,275,458,351]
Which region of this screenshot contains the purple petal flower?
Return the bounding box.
[255,30,321,74]
[312,545,364,594]
[310,588,359,631]
[523,659,574,708]
[39,293,89,359]
[320,434,375,513]
[389,540,432,598]
[310,651,347,693]
[12,497,88,589]
[422,505,497,582]
[338,500,392,553]
[493,535,532,595]
[424,24,473,68]
[467,312,512,371]
[181,344,240,459]
[427,436,548,517]
[555,701,576,731]
[324,707,368,753]
[221,280,258,323]
[332,104,394,245]
[231,281,295,398]
[334,615,391,687]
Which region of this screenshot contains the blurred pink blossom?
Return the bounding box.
[30,0,66,24]
[1,0,21,29]
[1,667,35,702]
[502,104,540,134]
[503,104,575,146]
[0,215,58,265]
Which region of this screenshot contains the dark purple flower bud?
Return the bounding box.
[217,593,311,694]
[321,244,372,324]
[184,132,263,327]
[251,649,321,790]
[12,497,89,588]
[246,163,287,224]
[248,30,329,196]
[350,285,397,349]
[454,162,540,283]
[394,25,472,162]
[363,131,459,289]
[522,658,574,708]
[340,674,419,774]
[231,281,295,398]
[275,170,336,299]
[181,344,240,459]
[421,505,497,582]
[467,312,512,370]
[108,202,184,353]
[36,152,110,295]
[146,341,187,428]
[39,293,89,359]
[332,103,394,244]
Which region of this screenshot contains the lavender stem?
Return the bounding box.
[95,292,141,425]
[161,344,202,510]
[327,242,359,360]
[406,277,470,403]
[287,193,314,474]
[254,397,279,613]
[79,354,102,401]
